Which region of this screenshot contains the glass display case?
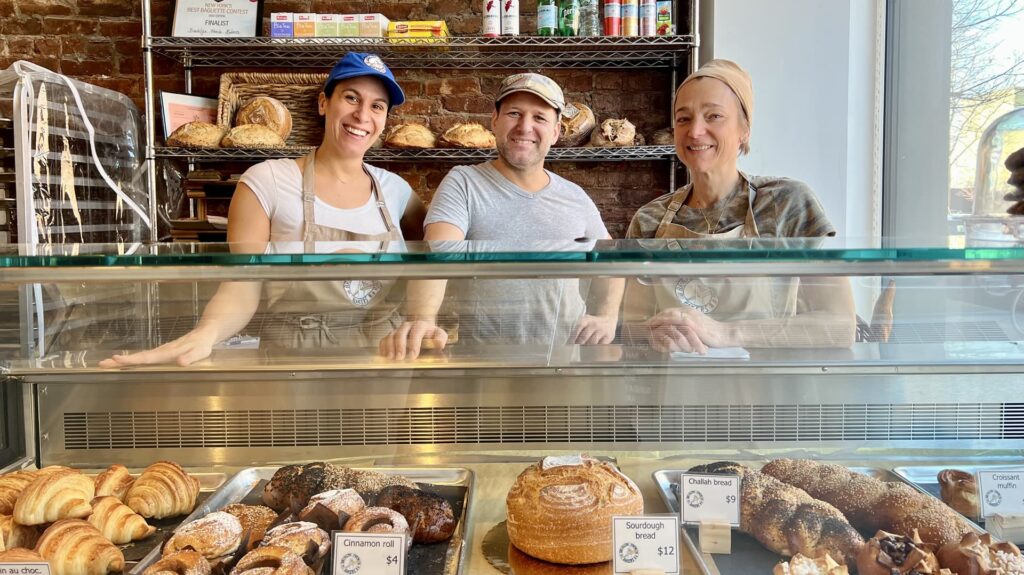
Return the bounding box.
[2,238,1024,573]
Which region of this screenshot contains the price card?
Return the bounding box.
[611,516,680,574]
[978,470,1024,518]
[331,532,405,575]
[0,564,51,575]
[679,473,741,527]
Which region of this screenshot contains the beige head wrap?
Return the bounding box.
[675,59,754,128]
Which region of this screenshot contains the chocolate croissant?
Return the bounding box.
[35,519,125,575]
[0,470,38,514]
[143,550,212,575]
[126,461,200,519]
[13,470,94,525]
[0,514,40,549]
[94,465,134,501]
[88,495,156,544]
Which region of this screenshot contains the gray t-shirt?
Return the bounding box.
[627,174,836,239]
[426,162,609,345]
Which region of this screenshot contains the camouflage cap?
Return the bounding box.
[495,72,565,114]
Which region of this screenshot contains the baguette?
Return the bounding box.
[761,459,974,547]
[688,462,864,565]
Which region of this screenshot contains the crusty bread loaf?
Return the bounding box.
[94,464,134,501]
[126,461,200,519]
[88,495,155,544]
[13,470,94,525]
[36,519,125,575]
[761,459,974,547]
[650,127,674,146]
[588,118,637,147]
[235,97,293,141]
[689,461,864,566]
[384,123,436,149]
[506,455,642,564]
[440,123,496,148]
[220,124,286,149]
[557,102,596,147]
[167,122,226,149]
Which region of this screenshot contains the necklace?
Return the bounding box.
[689,179,743,234]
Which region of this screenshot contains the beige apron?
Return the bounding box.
[651,174,799,322]
[261,150,403,348]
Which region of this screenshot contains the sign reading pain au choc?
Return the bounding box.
[172,0,263,37]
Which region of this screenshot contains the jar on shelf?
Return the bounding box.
[973,106,1024,216]
[579,0,601,36]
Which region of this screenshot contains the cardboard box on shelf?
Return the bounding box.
[387,20,450,43]
[316,14,339,37]
[339,14,360,37]
[293,13,315,37]
[360,14,390,37]
[270,13,293,37]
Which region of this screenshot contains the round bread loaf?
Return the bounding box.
[166,121,225,149]
[441,123,495,148]
[557,102,596,147]
[588,118,637,147]
[221,124,286,149]
[650,127,674,146]
[506,456,643,565]
[385,124,436,149]
[235,97,293,141]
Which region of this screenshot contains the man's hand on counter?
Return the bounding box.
[573,314,617,345]
[645,306,734,354]
[378,319,448,360]
[98,328,218,368]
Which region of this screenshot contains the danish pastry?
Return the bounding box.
[163,511,243,560]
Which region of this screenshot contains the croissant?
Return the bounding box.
[0,514,39,549]
[35,519,125,575]
[13,470,94,525]
[761,459,975,547]
[143,550,212,575]
[88,496,156,544]
[126,461,200,519]
[688,462,864,565]
[94,465,134,501]
[0,470,38,514]
[0,548,46,562]
[230,546,312,575]
[163,511,243,560]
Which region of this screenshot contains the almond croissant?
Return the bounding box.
[0,470,38,514]
[36,519,125,575]
[88,496,155,544]
[0,514,39,549]
[13,470,94,526]
[126,461,200,519]
[94,465,134,501]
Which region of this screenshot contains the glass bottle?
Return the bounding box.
[578,0,600,36]
[974,107,1024,216]
[537,0,558,35]
[559,0,580,36]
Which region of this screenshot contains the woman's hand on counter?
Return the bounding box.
[378,319,448,360]
[573,314,617,345]
[645,306,734,354]
[98,328,219,368]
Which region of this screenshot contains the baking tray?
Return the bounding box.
[892,464,1024,528]
[652,466,915,575]
[115,471,230,574]
[132,466,473,575]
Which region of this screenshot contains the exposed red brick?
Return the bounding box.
[441,94,492,114]
[43,16,97,35]
[399,98,442,115]
[16,0,73,16]
[78,0,133,18]
[2,16,45,35]
[440,77,480,96]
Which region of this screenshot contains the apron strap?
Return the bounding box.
[299,150,318,248]
[741,175,760,238]
[655,185,692,237]
[364,166,398,234]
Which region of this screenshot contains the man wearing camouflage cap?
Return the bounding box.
[380,73,624,359]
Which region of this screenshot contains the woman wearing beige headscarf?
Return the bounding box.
[624,59,855,353]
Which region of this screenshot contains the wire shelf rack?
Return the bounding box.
[154,145,678,163]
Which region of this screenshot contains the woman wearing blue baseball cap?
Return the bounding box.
[102,53,424,367]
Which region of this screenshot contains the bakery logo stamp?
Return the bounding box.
[618,542,640,564]
[363,55,388,74]
[344,280,383,307]
[987,489,1003,507]
[339,553,362,574]
[685,490,704,509]
[675,278,719,314]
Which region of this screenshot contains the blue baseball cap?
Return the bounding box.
[324,52,405,109]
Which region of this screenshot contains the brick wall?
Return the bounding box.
[1,0,679,237]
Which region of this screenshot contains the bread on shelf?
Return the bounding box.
[235,97,293,141]
[440,123,496,148]
[167,122,226,149]
[384,123,436,149]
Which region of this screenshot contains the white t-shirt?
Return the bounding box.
[239,158,414,242]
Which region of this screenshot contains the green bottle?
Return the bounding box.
[559,0,580,36]
[537,0,558,35]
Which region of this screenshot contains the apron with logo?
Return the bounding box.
[651,174,799,322]
[261,150,403,348]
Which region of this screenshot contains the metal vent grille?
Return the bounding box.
[889,321,1010,344]
[62,403,1024,449]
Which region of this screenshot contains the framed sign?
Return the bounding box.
[160,92,218,139]
[172,0,263,37]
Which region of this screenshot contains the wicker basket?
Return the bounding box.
[218,72,327,148]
